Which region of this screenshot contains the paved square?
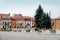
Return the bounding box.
[0,31,60,40]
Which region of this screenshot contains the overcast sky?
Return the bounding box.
[0,0,60,18]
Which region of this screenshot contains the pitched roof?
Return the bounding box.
[2,14,10,16]
[23,16,31,21]
[11,16,16,19]
[0,13,10,16]
[0,14,10,20]
[0,13,34,21]
[11,14,23,20]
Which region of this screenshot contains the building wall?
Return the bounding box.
[53,19,60,30]
[16,20,24,28]
[24,21,32,27]
[0,20,3,28]
[55,20,60,29]
[11,20,16,28]
[2,20,11,30]
[0,14,34,29]
[0,15,2,20]
[31,18,35,28]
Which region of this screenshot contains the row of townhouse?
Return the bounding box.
[0,13,60,30]
[0,13,35,30]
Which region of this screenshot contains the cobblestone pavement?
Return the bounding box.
[0,31,60,40]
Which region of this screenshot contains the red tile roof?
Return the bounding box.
[2,14,10,16]
[0,14,10,20]
[14,14,22,16]
[0,13,34,21]
[11,16,16,19]
[11,14,23,20]
[0,14,10,16]
[23,16,31,21]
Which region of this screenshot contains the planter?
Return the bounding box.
[35,28,37,31]
[26,30,30,32]
[0,28,1,31]
[38,30,42,32]
[13,30,17,32]
[51,30,56,33]
[1,28,4,31]
[7,28,12,31]
[18,30,22,32]
[37,29,42,32]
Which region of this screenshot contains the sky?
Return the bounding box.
[0,0,60,18]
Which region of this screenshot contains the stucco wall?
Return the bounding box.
[53,19,60,30]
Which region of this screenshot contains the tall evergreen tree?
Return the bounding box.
[34,5,44,29]
[34,5,51,29]
[42,13,51,29]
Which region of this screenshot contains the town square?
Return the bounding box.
[0,0,60,40]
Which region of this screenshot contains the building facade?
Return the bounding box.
[53,18,60,30]
[0,13,34,30]
[0,13,60,30]
[0,14,11,30]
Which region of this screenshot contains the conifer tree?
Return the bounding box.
[34,5,44,29]
[35,5,51,29]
